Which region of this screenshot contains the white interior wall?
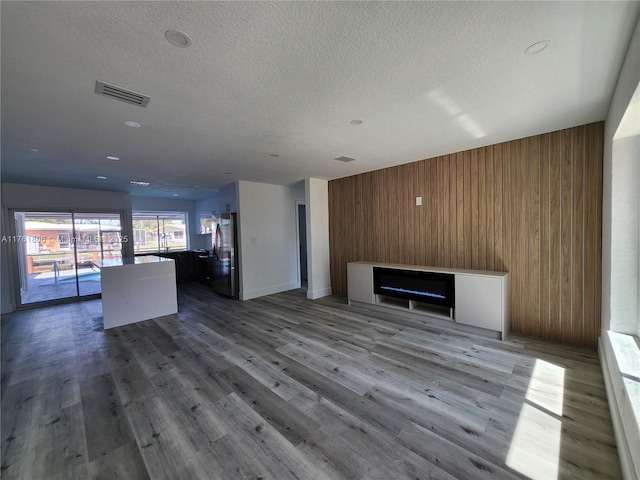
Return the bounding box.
[194,194,219,250]
[218,183,238,214]
[1,201,12,313]
[236,180,304,300]
[192,184,237,219]
[600,15,640,480]
[195,195,219,219]
[192,183,238,251]
[305,178,331,300]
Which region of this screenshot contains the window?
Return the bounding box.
[58,232,71,250]
[132,212,188,253]
[609,80,639,337]
[199,215,214,234]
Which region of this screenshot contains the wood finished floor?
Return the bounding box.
[1,283,621,480]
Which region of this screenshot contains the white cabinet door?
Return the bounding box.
[347,263,374,304]
[455,274,503,331]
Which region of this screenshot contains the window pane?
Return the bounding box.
[132,212,187,253]
[18,212,77,304]
[133,218,159,253]
[160,218,187,251]
[74,213,123,296]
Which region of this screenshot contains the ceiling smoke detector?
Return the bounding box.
[335,156,356,163]
[95,80,150,107]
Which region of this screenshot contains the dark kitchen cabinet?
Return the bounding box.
[153,251,200,283]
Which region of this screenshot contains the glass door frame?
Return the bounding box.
[7,208,126,310]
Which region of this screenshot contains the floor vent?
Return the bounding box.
[95,80,150,107]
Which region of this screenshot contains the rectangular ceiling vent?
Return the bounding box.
[95,80,150,107]
[334,156,356,163]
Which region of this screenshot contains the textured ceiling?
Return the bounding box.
[2,1,639,199]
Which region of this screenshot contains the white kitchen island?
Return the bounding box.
[101,255,177,329]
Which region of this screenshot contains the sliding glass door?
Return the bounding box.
[11,211,124,306]
[13,212,75,304]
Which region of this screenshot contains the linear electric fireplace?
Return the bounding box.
[373,267,455,309]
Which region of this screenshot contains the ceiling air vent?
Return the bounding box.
[95,80,150,107]
[335,156,356,163]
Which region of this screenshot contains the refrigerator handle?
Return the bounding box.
[214,224,222,260]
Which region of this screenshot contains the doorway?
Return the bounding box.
[297,203,308,288]
[10,211,124,307]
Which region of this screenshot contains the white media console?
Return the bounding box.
[347,262,510,340]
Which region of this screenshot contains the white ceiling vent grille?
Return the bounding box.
[95,80,150,107]
[334,156,356,163]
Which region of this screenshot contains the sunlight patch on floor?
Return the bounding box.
[506,359,565,479]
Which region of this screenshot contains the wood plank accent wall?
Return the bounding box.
[328,122,604,347]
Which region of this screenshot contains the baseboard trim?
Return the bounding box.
[240,282,300,301]
[307,287,332,300]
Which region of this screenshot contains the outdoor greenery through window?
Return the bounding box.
[132,212,188,253]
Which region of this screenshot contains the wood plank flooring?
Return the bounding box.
[1,283,621,479]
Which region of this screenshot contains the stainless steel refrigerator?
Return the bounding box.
[212,212,238,298]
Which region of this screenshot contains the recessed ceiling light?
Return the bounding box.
[165,30,191,48]
[270,154,280,157]
[350,119,363,125]
[106,156,120,161]
[225,172,232,175]
[97,176,107,180]
[335,156,356,163]
[525,40,551,55]
[130,180,150,186]
[29,148,39,152]
[172,193,179,197]
[124,120,141,128]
